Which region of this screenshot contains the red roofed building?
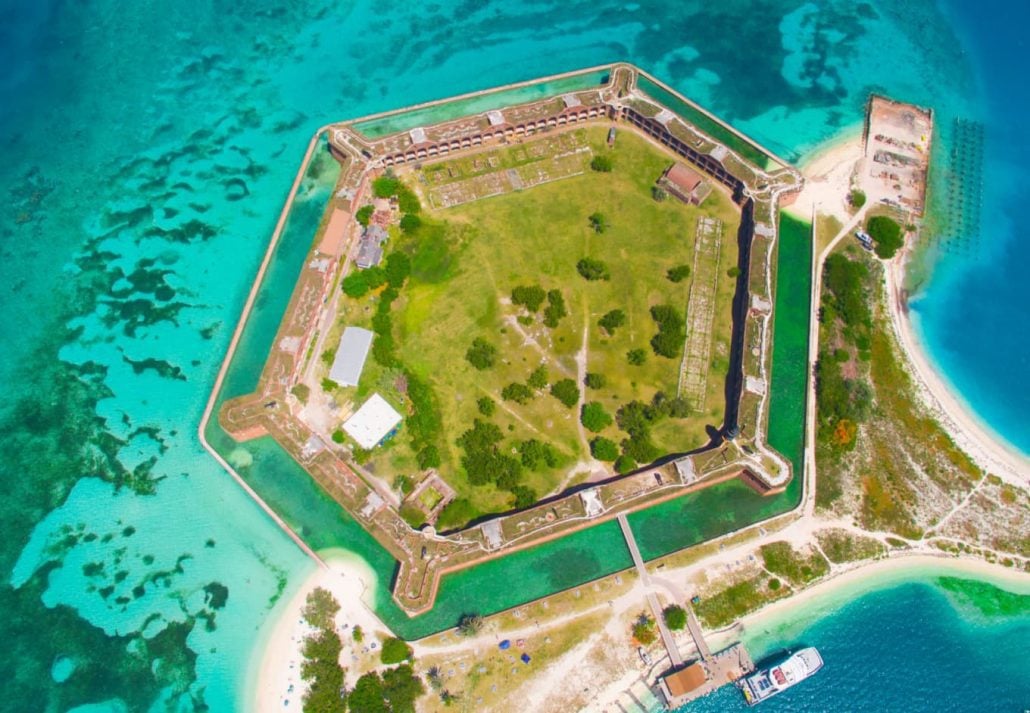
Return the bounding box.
[659,163,712,205]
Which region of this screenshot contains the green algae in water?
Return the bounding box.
[937,576,1030,619]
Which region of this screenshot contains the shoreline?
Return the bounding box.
[248,549,388,713]
[886,252,1030,485]
[709,553,1030,656]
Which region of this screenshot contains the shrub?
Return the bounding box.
[615,454,637,474]
[399,213,422,233]
[437,498,476,530]
[581,402,613,432]
[550,379,580,408]
[331,429,345,444]
[727,266,741,278]
[652,185,667,202]
[588,212,608,233]
[663,605,687,631]
[457,613,483,637]
[849,188,867,208]
[380,637,413,664]
[543,289,567,328]
[502,382,533,404]
[584,372,606,389]
[666,264,691,282]
[355,204,374,226]
[590,437,619,461]
[576,258,610,281]
[627,348,647,365]
[590,154,613,172]
[477,397,496,416]
[291,383,310,403]
[395,474,414,495]
[511,284,546,312]
[321,378,339,392]
[867,215,904,259]
[769,578,782,591]
[598,309,626,334]
[631,614,656,644]
[465,338,497,370]
[527,365,548,390]
[352,626,364,642]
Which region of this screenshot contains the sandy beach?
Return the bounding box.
[790,127,864,223]
[249,549,389,713]
[885,254,1030,487]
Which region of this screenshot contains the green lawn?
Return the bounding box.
[335,127,740,518]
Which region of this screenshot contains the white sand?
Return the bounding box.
[790,128,864,223]
[885,255,1030,488]
[249,550,389,713]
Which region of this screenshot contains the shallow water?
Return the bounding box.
[1,1,1025,709]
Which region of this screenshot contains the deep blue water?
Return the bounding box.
[0,1,1026,710]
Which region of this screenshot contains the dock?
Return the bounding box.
[616,514,756,709]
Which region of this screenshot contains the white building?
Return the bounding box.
[343,393,402,450]
[329,327,374,387]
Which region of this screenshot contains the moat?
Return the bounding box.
[201,64,813,634]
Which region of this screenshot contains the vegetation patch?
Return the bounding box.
[759,541,830,586]
[815,529,886,564]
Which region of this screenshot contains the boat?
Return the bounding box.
[738,647,823,706]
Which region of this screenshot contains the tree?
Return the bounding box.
[590,154,613,172]
[867,215,904,259]
[588,212,608,233]
[372,175,401,198]
[292,383,311,403]
[300,628,345,713]
[352,626,364,642]
[627,348,647,366]
[465,338,497,370]
[598,309,626,334]
[510,485,537,509]
[631,614,657,645]
[650,304,685,358]
[399,213,422,233]
[511,284,546,312]
[527,365,548,389]
[348,672,388,713]
[581,402,613,432]
[652,185,667,202]
[380,637,413,664]
[666,264,691,282]
[384,252,412,288]
[576,257,610,281]
[726,266,741,278]
[355,204,374,226]
[550,379,580,408]
[584,372,606,389]
[342,272,371,298]
[501,382,533,404]
[518,439,558,470]
[590,437,619,461]
[457,613,483,637]
[849,188,867,208]
[399,503,425,529]
[302,588,340,630]
[614,454,637,474]
[382,663,426,712]
[543,289,567,328]
[477,397,496,416]
[322,377,339,392]
[663,604,687,631]
[437,498,475,530]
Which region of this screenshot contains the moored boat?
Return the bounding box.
[738,647,823,705]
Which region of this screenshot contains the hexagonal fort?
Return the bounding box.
[215,64,803,614]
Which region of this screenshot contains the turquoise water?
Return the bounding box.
[2,1,1027,709]
[681,576,1030,712]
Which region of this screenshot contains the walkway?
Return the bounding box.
[617,514,683,668]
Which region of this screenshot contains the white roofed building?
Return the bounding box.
[343,393,403,449]
[329,327,374,387]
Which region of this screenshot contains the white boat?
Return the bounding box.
[739,647,823,705]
